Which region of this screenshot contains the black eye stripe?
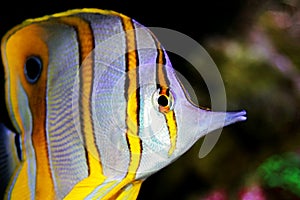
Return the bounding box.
[166,88,170,96]
[24,56,42,84]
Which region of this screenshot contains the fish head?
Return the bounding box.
[90,25,247,178]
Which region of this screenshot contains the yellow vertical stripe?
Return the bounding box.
[155,42,178,156]
[8,163,31,199]
[165,111,177,155]
[97,14,142,199]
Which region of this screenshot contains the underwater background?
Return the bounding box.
[1,0,300,199]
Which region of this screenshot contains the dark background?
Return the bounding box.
[0,0,255,40]
[1,0,300,199]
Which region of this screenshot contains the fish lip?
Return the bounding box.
[222,109,247,128]
[233,110,247,122]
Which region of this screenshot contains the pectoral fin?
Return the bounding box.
[115,180,143,200]
[0,123,20,198]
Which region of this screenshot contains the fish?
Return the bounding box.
[0,8,246,199]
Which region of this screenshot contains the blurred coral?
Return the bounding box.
[238,185,266,200]
[202,189,228,200]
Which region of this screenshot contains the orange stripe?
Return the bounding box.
[58,16,103,177]
[156,47,169,89]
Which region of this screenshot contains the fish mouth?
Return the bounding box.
[225,110,247,125]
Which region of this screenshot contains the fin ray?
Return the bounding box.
[0,123,20,198]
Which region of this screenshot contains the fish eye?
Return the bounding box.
[153,88,174,113]
[158,95,169,107]
[24,56,42,83]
